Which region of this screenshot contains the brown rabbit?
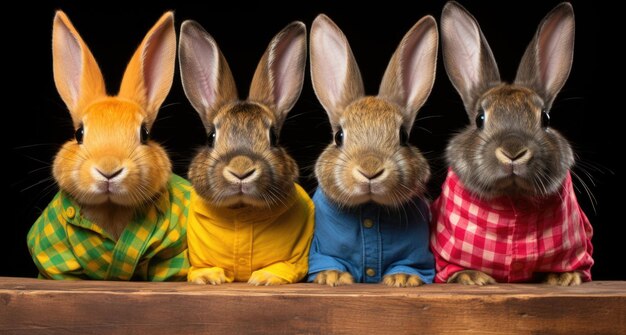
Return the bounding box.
[179,21,315,285]
[307,14,438,287]
[27,11,191,281]
[430,2,593,286]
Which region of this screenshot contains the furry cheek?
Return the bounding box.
[339,156,365,196]
[136,145,171,195]
[191,149,236,204]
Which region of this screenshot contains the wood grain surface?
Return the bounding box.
[1,277,624,334]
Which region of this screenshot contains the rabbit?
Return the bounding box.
[179,20,314,286]
[26,11,191,281]
[307,14,438,287]
[430,1,593,286]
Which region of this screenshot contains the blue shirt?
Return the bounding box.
[308,189,435,283]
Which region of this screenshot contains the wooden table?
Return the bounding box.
[1,277,624,334]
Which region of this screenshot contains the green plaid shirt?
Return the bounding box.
[27,174,191,281]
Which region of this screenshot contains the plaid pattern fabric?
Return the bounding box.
[430,169,593,283]
[27,174,191,281]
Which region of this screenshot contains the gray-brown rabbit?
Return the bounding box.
[179,21,315,285]
[430,1,593,286]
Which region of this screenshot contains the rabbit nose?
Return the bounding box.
[495,147,532,164]
[225,156,258,182]
[96,168,125,180]
[228,168,257,181]
[355,156,385,181]
[357,168,385,180]
[95,157,124,179]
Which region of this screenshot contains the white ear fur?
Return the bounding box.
[379,15,438,129]
[515,2,575,109]
[52,11,106,122]
[310,14,364,126]
[441,1,500,111]
[178,20,238,127]
[118,12,177,126]
[249,22,307,128]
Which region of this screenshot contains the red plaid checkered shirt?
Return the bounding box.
[430,169,593,283]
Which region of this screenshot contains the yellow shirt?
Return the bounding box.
[187,183,315,283]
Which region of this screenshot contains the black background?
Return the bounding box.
[6,1,621,279]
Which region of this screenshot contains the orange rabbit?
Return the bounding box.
[27,11,191,280]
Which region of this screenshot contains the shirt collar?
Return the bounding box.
[58,186,171,230]
[152,187,171,216]
[313,187,424,214]
[313,188,359,214]
[444,168,572,214]
[191,184,299,224]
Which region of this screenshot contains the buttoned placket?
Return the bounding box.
[233,212,253,282]
[523,207,541,280]
[509,199,534,282]
[62,200,124,279]
[360,204,382,283]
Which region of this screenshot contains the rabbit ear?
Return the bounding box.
[118,12,176,126]
[249,22,307,129]
[515,3,574,110]
[52,11,106,122]
[379,15,438,130]
[179,20,238,127]
[310,14,365,126]
[441,1,500,112]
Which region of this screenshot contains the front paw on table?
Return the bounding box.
[248,271,288,286]
[544,271,582,286]
[313,270,354,287]
[448,270,496,285]
[382,273,425,287]
[189,267,226,285]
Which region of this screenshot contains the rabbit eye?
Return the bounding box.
[75,125,84,144]
[334,128,344,147]
[541,110,550,128]
[399,128,409,146]
[475,110,485,129]
[269,128,278,147]
[140,124,150,144]
[207,131,216,148]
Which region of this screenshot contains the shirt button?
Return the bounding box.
[511,261,524,271]
[363,218,374,228]
[65,206,76,219]
[366,268,376,277]
[238,258,247,265]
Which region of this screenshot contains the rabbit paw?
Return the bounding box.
[188,267,226,285]
[382,273,425,287]
[313,270,354,287]
[544,272,582,286]
[248,271,288,286]
[448,270,496,285]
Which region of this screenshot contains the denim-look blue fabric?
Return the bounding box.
[308,189,435,283]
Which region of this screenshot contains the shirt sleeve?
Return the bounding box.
[307,192,355,282]
[433,253,468,283]
[384,205,436,284]
[148,248,189,282]
[307,234,349,282]
[385,259,436,284]
[27,199,86,280]
[258,199,316,283]
[148,190,191,282]
[186,200,229,282]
